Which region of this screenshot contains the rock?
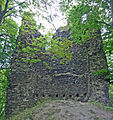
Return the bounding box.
[7,100,113,120]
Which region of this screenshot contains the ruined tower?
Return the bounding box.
[6,15,109,118]
[5,12,42,117]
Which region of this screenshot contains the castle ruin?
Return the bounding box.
[5,17,109,118]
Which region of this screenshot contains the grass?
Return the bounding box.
[91,101,113,112]
[6,98,113,120]
[6,87,113,120]
[7,98,52,120]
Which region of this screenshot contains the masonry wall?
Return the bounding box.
[5,27,109,118]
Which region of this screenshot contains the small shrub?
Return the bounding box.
[109,84,113,107]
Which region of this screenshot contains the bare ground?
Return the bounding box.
[8,100,113,120]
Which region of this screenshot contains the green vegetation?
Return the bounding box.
[6,99,53,120]
[18,12,72,66]
[0,69,9,120]
[67,1,113,81]
[91,84,113,110]
[93,69,112,83]
[0,17,18,120]
[92,101,113,112]
[0,0,113,119]
[0,18,18,68]
[93,69,109,76]
[7,99,113,120]
[109,84,113,107]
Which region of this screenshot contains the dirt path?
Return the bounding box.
[7,100,113,120]
[33,100,113,120]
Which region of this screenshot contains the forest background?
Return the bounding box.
[0,0,113,119]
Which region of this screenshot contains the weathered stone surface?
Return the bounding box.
[6,26,109,118]
[7,100,113,120]
[5,22,42,117]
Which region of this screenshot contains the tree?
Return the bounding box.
[0,0,44,69]
[0,1,38,118]
[60,0,113,81]
[0,18,18,69]
[0,68,9,120]
[0,0,26,25]
[18,11,72,66]
[0,17,18,119]
[0,0,43,25]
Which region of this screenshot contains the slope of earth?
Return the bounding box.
[7,100,113,120]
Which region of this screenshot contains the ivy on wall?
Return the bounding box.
[17,12,73,66]
[67,1,113,82]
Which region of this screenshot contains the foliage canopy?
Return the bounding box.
[66,0,113,81]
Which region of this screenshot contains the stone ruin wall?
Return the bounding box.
[5,27,109,118]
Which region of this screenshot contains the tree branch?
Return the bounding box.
[0,33,13,38]
[0,1,25,24]
[110,0,113,28]
[96,20,112,27]
[3,12,12,19]
[0,0,9,24]
[0,67,10,70]
[5,1,26,14]
[3,0,9,13]
[0,5,2,13]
